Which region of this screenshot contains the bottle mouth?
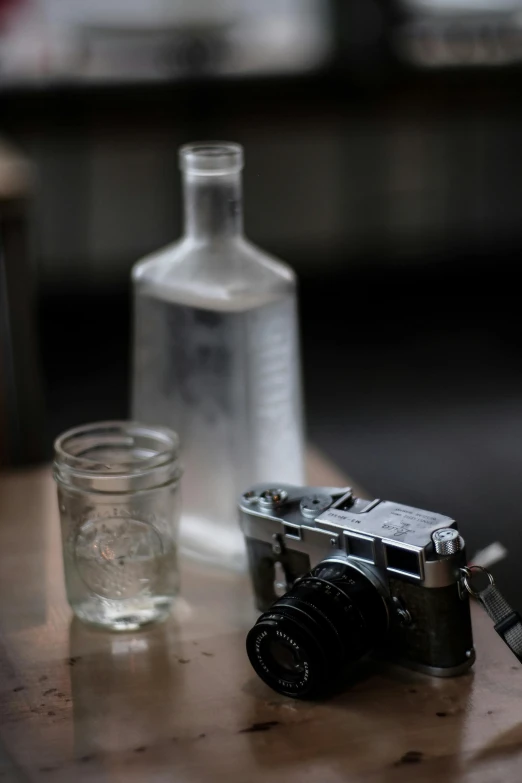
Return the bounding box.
[179,141,243,176]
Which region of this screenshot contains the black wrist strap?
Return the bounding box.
[479,584,522,663]
[462,566,522,664]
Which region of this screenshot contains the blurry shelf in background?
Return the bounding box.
[5,0,522,91]
[0,0,331,88]
[399,0,522,68]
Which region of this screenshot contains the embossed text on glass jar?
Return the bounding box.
[53,422,182,631]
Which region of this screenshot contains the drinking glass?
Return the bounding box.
[54,421,182,631]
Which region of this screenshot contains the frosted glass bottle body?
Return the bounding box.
[132,143,305,569]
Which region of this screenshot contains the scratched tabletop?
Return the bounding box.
[0,453,521,783]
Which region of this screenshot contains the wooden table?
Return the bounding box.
[1,455,522,783]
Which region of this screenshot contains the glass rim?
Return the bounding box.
[54,420,180,478]
[179,141,244,175]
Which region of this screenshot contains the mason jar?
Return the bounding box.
[54,421,182,631]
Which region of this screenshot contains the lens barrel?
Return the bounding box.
[246,559,388,698]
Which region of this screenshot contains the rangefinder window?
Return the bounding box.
[384,543,422,579]
[345,532,375,564]
[284,523,301,540]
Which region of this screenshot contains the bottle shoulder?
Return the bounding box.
[132,237,297,311]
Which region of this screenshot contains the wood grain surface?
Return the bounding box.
[1,458,521,782]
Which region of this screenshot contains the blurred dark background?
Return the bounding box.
[2,0,522,600]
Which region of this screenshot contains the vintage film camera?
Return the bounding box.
[241,484,474,698]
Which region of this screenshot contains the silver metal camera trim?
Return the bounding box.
[239,485,464,589]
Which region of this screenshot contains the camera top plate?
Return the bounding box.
[317,491,455,550]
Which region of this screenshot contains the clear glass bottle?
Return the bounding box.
[131,142,305,570]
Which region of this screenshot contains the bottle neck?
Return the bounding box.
[182,172,243,241]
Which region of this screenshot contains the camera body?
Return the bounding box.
[241,484,474,695]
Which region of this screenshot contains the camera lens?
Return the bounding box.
[267,638,306,675]
[246,559,388,698]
